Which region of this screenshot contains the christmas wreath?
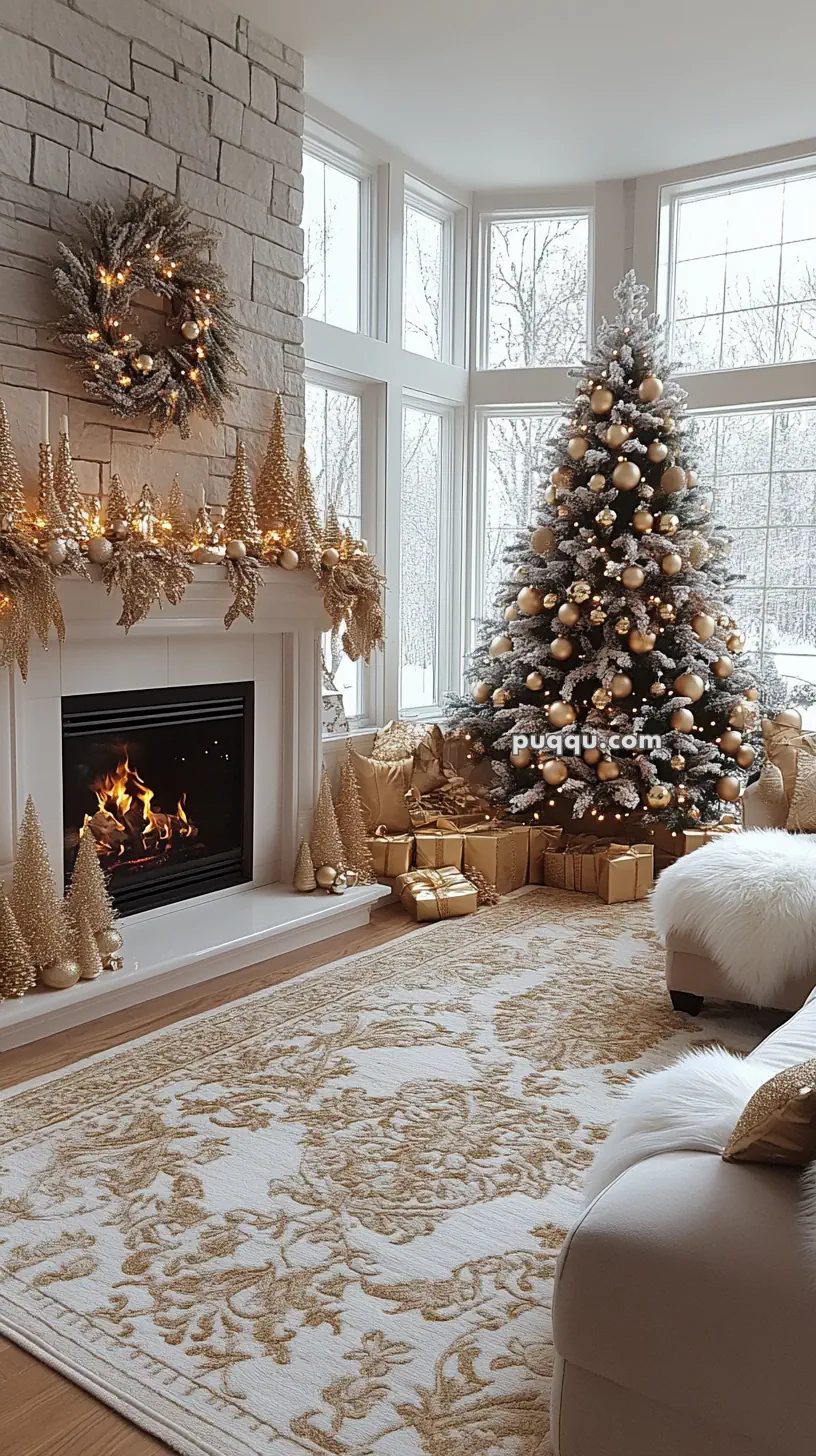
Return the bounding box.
[53,189,242,438]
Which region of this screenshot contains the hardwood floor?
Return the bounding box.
[0,902,412,1455]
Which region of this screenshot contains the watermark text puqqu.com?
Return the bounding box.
[512,731,663,756]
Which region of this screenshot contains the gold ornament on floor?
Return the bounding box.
[639,375,664,402]
[95,924,124,970]
[629,628,656,653]
[646,783,672,809]
[597,759,620,781]
[612,460,640,491]
[310,766,346,876]
[526,670,544,691]
[0,888,37,999]
[661,551,683,575]
[542,758,569,785]
[671,707,695,732]
[592,686,612,708]
[293,839,317,892]
[591,386,614,414]
[551,636,573,660]
[674,672,705,701]
[335,748,376,884]
[315,864,338,890]
[717,775,742,802]
[610,673,633,698]
[567,436,589,460]
[605,423,629,448]
[543,485,557,505]
[473,681,491,702]
[621,564,644,589]
[531,525,556,554]
[11,796,72,976]
[548,700,576,727]
[518,585,545,615]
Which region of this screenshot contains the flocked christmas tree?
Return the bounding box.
[0,887,37,999]
[448,272,763,828]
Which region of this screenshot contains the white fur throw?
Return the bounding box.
[651,828,816,1002]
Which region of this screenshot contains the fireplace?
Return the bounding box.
[62,682,254,916]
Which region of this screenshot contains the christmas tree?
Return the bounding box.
[67,828,116,937]
[292,447,321,570]
[0,887,37,998]
[292,838,317,892]
[75,910,103,979]
[37,443,68,539]
[10,797,72,970]
[335,750,375,883]
[165,474,192,546]
[255,394,298,537]
[104,474,131,529]
[0,397,27,532]
[310,766,346,871]
[54,430,85,539]
[449,272,762,828]
[224,440,260,547]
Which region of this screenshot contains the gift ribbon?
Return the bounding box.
[401,866,466,919]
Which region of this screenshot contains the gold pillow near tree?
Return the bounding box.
[371,721,446,795]
[787,750,816,832]
[350,749,414,832]
[723,1058,816,1165]
[760,718,814,805]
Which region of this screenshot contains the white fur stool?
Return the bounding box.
[652,828,816,1014]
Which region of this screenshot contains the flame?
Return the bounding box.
[82,754,197,864]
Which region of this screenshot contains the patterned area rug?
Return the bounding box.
[0,889,769,1456]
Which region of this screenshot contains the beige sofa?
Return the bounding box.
[551,989,816,1455]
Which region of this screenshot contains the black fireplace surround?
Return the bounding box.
[62,681,254,916]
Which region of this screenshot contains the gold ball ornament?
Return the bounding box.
[544,485,557,505]
[691,612,716,641]
[646,783,672,809]
[597,759,621,781]
[713,655,734,679]
[658,603,675,620]
[542,758,569,786]
[551,637,573,660]
[518,585,545,615]
[605,423,629,448]
[621,564,645,589]
[688,804,701,821]
[629,628,656,654]
[592,687,612,708]
[776,708,802,728]
[489,634,513,658]
[279,547,299,570]
[40,958,81,990]
[510,747,532,768]
[736,743,756,768]
[107,518,129,541]
[225,538,247,560]
[589,606,607,625]
[548,700,576,727]
[181,319,200,340]
[633,509,654,532]
[558,601,581,626]
[729,704,746,729]
[662,416,675,434]
[610,672,633,698]
[492,687,509,707]
[661,465,687,495]
[134,352,154,373]
[595,507,617,528]
[584,746,602,765]
[689,538,710,568]
[657,512,679,536]
[670,754,686,771]
[726,632,745,654]
[45,537,68,566]
[551,466,573,489]
[651,680,668,696]
[504,604,519,622]
[87,535,114,565]
[531,525,556,554]
[674,672,705,701]
[526,670,544,691]
[639,375,664,403]
[96,926,124,968]
[615,616,631,635]
[719,729,742,755]
[661,551,683,576]
[671,707,695,732]
[473,681,491,703]
[746,687,759,701]
[612,460,641,491]
[315,865,338,889]
[591,386,614,414]
[321,546,340,568]
[588,473,607,492]
[567,436,589,460]
[716,775,742,803]
[647,440,668,463]
[542,592,558,609]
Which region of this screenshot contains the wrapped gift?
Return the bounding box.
[528,825,564,884]
[543,835,611,893]
[414,820,464,869]
[366,832,414,877]
[596,842,654,903]
[462,821,528,894]
[649,822,742,857]
[395,866,478,921]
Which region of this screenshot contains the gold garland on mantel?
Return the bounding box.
[0,393,386,677]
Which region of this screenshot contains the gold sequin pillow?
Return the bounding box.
[787,750,816,832]
[371,720,446,795]
[761,718,815,805]
[350,749,414,832]
[723,1058,816,1165]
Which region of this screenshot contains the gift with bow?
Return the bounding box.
[395,866,479,921]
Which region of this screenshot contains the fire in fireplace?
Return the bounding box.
[62,682,254,916]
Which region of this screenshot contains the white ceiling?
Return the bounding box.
[245,0,816,191]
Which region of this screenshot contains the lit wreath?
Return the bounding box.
[53,189,242,438]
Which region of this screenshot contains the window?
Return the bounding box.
[482,211,590,369]
[400,405,444,710]
[695,405,816,724]
[303,150,364,332]
[480,411,558,616]
[664,169,816,372]
[403,197,446,359]
[305,379,363,718]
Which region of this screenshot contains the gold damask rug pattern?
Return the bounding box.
[0,890,767,1455]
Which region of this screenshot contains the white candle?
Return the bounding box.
[200,486,206,506]
[39,391,49,443]
[60,413,69,438]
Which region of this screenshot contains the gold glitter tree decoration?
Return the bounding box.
[224,440,264,627]
[0,887,37,999]
[67,829,123,969]
[0,396,27,533]
[292,445,320,572]
[292,838,317,892]
[75,910,103,980]
[10,796,73,975]
[322,500,343,550]
[165,474,192,546]
[104,474,132,534]
[255,393,297,538]
[224,440,260,548]
[54,429,85,539]
[335,748,375,884]
[310,766,346,873]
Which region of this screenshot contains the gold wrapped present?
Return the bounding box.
[395,866,478,921]
[366,832,414,877]
[543,835,611,893]
[649,822,742,857]
[462,822,528,894]
[596,842,654,903]
[414,820,464,869]
[528,825,564,884]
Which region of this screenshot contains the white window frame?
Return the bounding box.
[303,119,379,338]
[402,178,457,364]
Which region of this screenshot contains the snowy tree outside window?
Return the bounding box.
[669,173,816,371]
[696,406,816,725]
[303,153,361,333]
[486,213,590,368]
[305,380,363,717]
[400,406,443,709]
[482,413,559,614]
[403,202,444,359]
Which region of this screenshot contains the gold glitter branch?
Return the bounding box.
[224,554,264,628]
[101,536,194,632]
[0,531,65,679]
[321,551,386,665]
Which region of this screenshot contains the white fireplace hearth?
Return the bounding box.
[0,567,388,1050]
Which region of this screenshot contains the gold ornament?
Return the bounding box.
[76,911,103,980]
[45,537,68,566]
[0,887,37,998]
[592,687,612,708]
[657,512,679,536]
[610,673,633,698]
[473,681,491,702]
[225,538,247,560]
[518,585,545,615]
[551,465,573,489]
[542,758,569,785]
[633,509,654,532]
[612,459,641,491]
[661,551,683,575]
[87,536,113,565]
[315,864,338,889]
[605,423,629,448]
[310,766,346,875]
[716,775,742,802]
[651,680,667,696]
[531,525,556,554]
[687,804,701,821]
[570,580,591,602]
[526,671,544,691]
[726,632,746,654]
[181,319,200,340]
[720,729,742,755]
[691,612,716,641]
[713,655,734,678]
[567,436,588,460]
[558,601,581,626]
[542,592,558,608]
[489,633,512,658]
[551,637,573,660]
[510,747,532,768]
[492,687,509,706]
[661,465,686,495]
[676,786,688,804]
[639,375,663,402]
[504,604,519,622]
[95,924,123,968]
[589,607,606,624]
[583,746,601,765]
[557,505,570,519]
[670,754,686,771]
[544,484,557,505]
[736,743,756,768]
[548,699,576,727]
[686,470,698,489]
[595,507,617,528]
[293,838,317,891]
[646,783,672,809]
[279,546,299,570]
[674,671,705,701]
[647,440,668,463]
[615,616,631,635]
[329,869,348,895]
[629,628,656,653]
[134,352,154,373]
[597,759,620,781]
[658,603,675,621]
[588,473,606,492]
[11,797,72,971]
[591,386,614,414]
[40,957,80,990]
[729,704,746,729]
[335,749,376,884]
[321,546,340,568]
[746,687,759,701]
[621,564,645,589]
[776,708,802,728]
[671,707,695,732]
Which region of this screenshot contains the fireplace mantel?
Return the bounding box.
[0,567,389,1049]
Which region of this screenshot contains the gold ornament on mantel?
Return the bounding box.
[0,887,37,999]
[293,838,317,892]
[11,796,72,977]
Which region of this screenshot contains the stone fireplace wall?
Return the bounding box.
[0,0,304,508]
